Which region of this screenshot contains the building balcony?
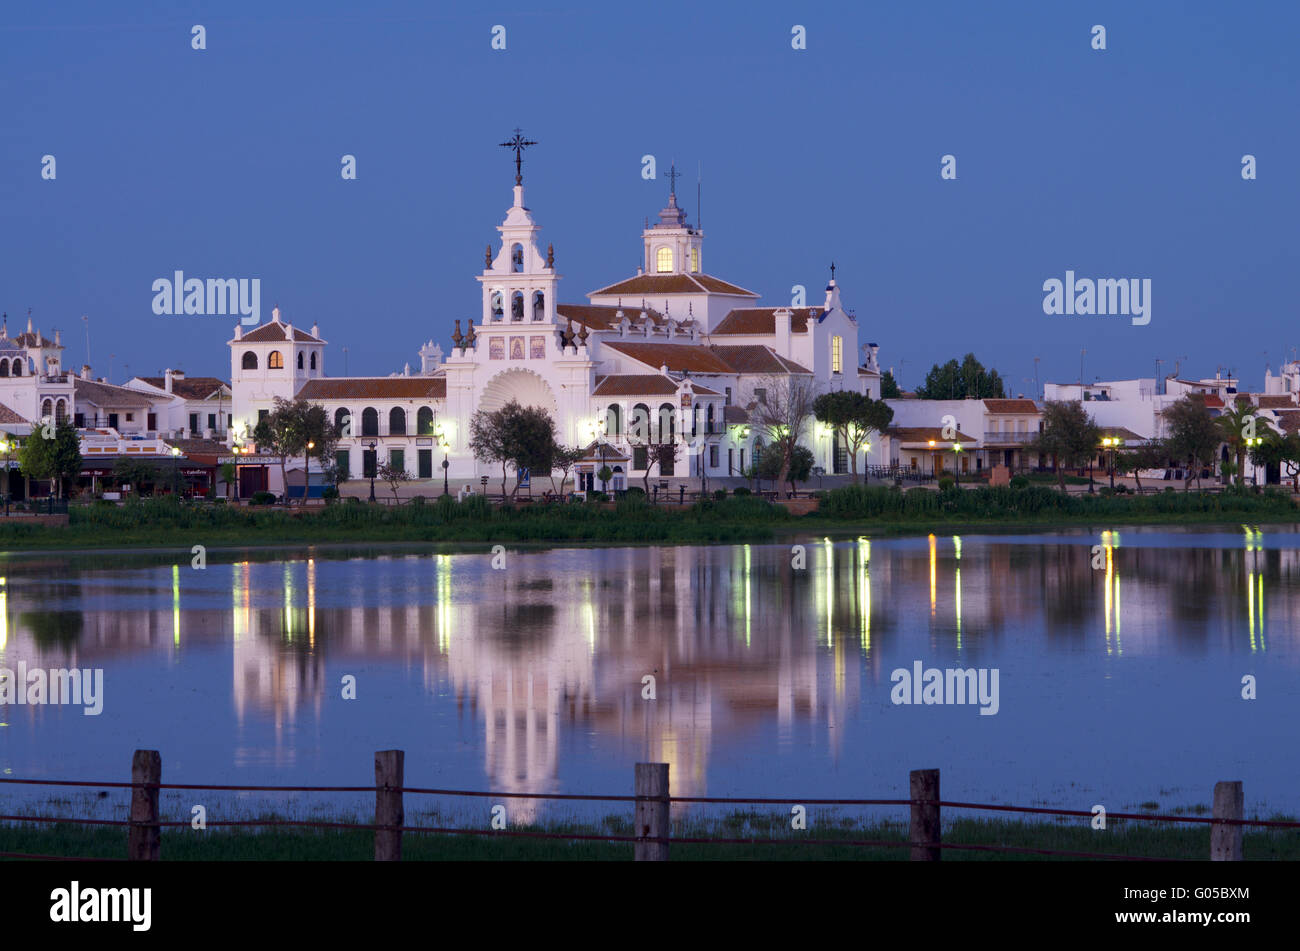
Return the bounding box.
[983,431,1037,445]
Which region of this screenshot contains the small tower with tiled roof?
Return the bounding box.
[642,164,703,277]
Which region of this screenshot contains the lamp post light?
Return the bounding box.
[952,442,962,486]
[1101,437,1118,489]
[441,438,450,496]
[367,439,377,502]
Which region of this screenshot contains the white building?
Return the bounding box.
[227,150,882,494]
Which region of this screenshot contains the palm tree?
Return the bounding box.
[1216,401,1259,486]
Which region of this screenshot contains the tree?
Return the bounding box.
[915,353,1005,400]
[626,404,682,494]
[111,457,160,496]
[751,375,819,488]
[813,391,894,483]
[1031,401,1101,493]
[1216,402,1259,487]
[1250,432,1300,492]
[21,421,82,499]
[376,460,409,502]
[18,430,55,493]
[879,370,902,399]
[1114,440,1167,494]
[252,397,310,505]
[549,444,586,495]
[298,401,336,506]
[469,399,558,498]
[50,421,82,499]
[1163,395,1220,492]
[219,462,237,500]
[757,442,814,495]
[469,404,511,495]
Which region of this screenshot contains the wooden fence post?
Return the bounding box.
[374,750,405,861]
[128,749,161,861]
[1211,780,1243,861]
[634,762,669,861]
[909,768,940,861]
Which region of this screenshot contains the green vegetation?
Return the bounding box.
[3,809,1295,861]
[815,482,1298,522]
[914,353,1004,400]
[0,482,1295,552]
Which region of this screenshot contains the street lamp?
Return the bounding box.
[952,442,962,485]
[1101,437,1118,489]
[366,439,377,502]
[441,437,450,496]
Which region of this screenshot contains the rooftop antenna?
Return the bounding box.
[697,161,702,230]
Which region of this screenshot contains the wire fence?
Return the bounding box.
[0,752,1293,861]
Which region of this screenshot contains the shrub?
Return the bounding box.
[589,491,610,503]
[938,477,956,492]
[250,491,276,506]
[1009,475,1029,489]
[713,489,727,501]
[322,487,339,502]
[409,495,426,505]
[733,487,752,497]
[624,486,646,499]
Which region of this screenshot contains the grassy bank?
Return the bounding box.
[3,809,1296,860]
[0,486,1295,552]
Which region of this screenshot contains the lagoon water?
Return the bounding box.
[1,527,1296,824]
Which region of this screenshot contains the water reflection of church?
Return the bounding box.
[2,535,1290,812]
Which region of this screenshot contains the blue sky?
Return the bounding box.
[3,1,1297,392]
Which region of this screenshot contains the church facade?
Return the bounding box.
[227,152,882,494]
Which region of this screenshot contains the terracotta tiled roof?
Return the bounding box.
[237,322,323,343]
[886,426,978,445]
[1202,395,1225,408]
[1254,395,1297,409]
[578,441,631,463]
[163,438,229,460]
[983,399,1040,413]
[592,374,679,396]
[723,406,749,424]
[296,377,446,400]
[136,376,230,401]
[556,304,665,329]
[602,342,734,374]
[1097,426,1145,442]
[1271,410,1300,434]
[588,273,758,299]
[0,402,29,425]
[712,308,820,335]
[708,345,813,375]
[73,378,155,408]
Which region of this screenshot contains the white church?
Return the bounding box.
[227,139,881,496]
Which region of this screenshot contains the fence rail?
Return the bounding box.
[0,751,1285,862]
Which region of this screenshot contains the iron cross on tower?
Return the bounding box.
[667,162,680,197]
[500,128,537,185]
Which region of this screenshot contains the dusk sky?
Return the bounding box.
[4,1,1297,391]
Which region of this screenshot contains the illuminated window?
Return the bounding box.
[268,350,284,369]
[690,248,699,273]
[656,247,673,273]
[831,336,843,374]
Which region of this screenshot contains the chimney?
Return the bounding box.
[272,306,281,323]
[234,324,242,340]
[54,330,61,346]
[311,323,319,338]
[773,307,792,344]
[81,365,91,380]
[164,369,174,393]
